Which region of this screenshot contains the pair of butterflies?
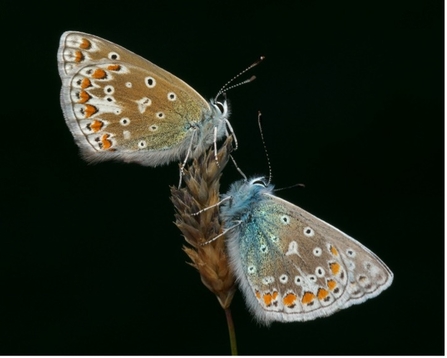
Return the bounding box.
[58,31,393,325]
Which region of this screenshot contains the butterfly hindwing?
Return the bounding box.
[222,177,393,324]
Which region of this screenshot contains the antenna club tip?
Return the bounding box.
[253,56,265,66]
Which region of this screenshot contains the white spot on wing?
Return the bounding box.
[286,241,300,256]
[123,130,131,139]
[136,97,151,113]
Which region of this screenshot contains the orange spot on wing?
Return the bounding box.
[327,279,337,291]
[92,68,107,79]
[100,134,112,150]
[108,64,121,71]
[255,290,261,299]
[301,292,315,304]
[283,293,297,307]
[330,245,339,256]
[88,120,104,132]
[79,38,91,49]
[78,90,91,104]
[74,50,84,63]
[272,291,278,300]
[263,293,273,307]
[81,78,92,89]
[330,262,341,275]
[317,288,329,300]
[84,104,98,118]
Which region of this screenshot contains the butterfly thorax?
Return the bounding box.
[221,177,273,226]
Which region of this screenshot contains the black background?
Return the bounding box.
[1,0,443,355]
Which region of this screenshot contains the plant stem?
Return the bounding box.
[225,307,238,355]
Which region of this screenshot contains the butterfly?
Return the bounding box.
[219,176,393,324]
[57,31,232,167]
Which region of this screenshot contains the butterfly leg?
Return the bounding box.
[213,126,221,168]
[201,220,242,246]
[191,196,232,216]
[178,131,198,188]
[224,118,238,150]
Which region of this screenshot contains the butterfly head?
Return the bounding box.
[248,176,270,188]
[220,176,274,223]
[209,97,229,122]
[187,97,230,159]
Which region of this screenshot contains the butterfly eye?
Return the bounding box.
[214,101,225,114]
[252,179,267,187]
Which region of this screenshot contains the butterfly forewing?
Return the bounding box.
[58,31,209,104]
[58,31,220,167]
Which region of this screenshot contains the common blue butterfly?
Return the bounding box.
[57,31,231,167]
[220,176,393,324]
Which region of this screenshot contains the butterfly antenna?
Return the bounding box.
[257,111,273,185]
[230,154,248,181]
[214,56,265,101]
[178,131,197,188]
[274,183,305,192]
